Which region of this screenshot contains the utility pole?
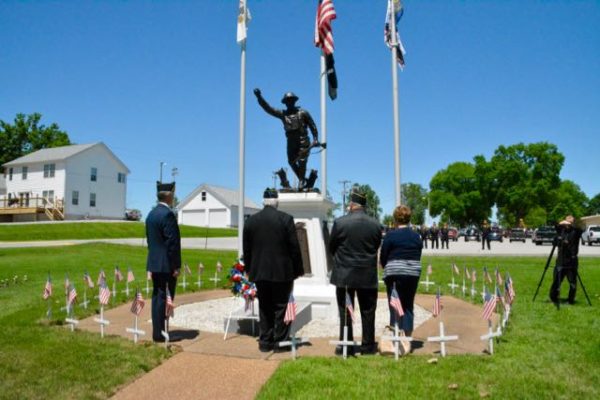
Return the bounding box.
[339,180,351,215]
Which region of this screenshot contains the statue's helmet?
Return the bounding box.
[281,92,299,104]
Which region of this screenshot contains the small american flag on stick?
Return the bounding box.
[452,263,460,275]
[43,275,52,300]
[284,293,298,325]
[483,267,492,284]
[130,289,145,316]
[127,267,135,283]
[68,285,77,305]
[345,291,355,323]
[99,279,111,305]
[184,263,192,276]
[83,271,94,288]
[115,266,124,282]
[97,269,106,285]
[427,264,433,276]
[165,288,175,317]
[495,268,503,285]
[432,287,442,317]
[482,291,496,321]
[471,268,477,283]
[389,285,404,318]
[464,266,471,280]
[505,273,515,304]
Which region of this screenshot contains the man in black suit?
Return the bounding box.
[146,181,181,342]
[329,188,382,355]
[243,188,304,352]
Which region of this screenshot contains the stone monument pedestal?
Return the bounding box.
[277,192,337,319]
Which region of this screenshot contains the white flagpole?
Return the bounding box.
[237,3,248,259]
[389,0,402,205]
[320,51,327,195]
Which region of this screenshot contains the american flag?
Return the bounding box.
[314,0,338,100]
[483,267,492,284]
[184,263,192,276]
[115,266,123,282]
[495,268,503,285]
[130,289,145,316]
[284,293,298,325]
[464,266,471,280]
[126,267,135,283]
[147,271,152,281]
[99,279,111,305]
[471,268,477,283]
[482,291,496,321]
[43,276,52,300]
[216,261,223,273]
[505,273,515,304]
[452,263,460,275]
[345,291,355,323]
[496,286,505,306]
[83,271,94,288]
[68,285,77,305]
[389,285,404,318]
[165,288,175,317]
[427,264,433,276]
[97,269,106,285]
[198,263,205,274]
[384,0,406,67]
[432,287,442,317]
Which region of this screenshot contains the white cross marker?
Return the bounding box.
[179,273,188,291]
[94,305,110,338]
[420,276,435,292]
[161,318,170,348]
[80,288,90,309]
[480,320,502,355]
[427,322,459,357]
[210,272,220,288]
[329,326,360,359]
[126,315,146,343]
[447,277,459,294]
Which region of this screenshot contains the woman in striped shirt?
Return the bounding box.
[380,205,423,350]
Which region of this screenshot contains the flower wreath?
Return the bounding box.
[227,261,257,303]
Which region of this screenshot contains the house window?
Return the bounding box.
[118,172,126,183]
[8,168,13,181]
[90,193,96,207]
[42,190,55,203]
[72,191,79,206]
[22,166,28,180]
[91,167,97,182]
[201,191,207,201]
[43,164,55,178]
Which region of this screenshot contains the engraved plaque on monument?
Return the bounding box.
[295,222,312,276]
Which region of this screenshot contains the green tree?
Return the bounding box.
[477,142,564,226]
[0,113,71,168]
[429,162,491,227]
[347,184,382,221]
[547,180,588,222]
[587,193,600,216]
[382,214,394,227]
[400,183,428,226]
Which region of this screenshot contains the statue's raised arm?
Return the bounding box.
[254,88,284,119]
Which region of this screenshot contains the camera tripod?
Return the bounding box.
[532,242,592,307]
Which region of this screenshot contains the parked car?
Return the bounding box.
[125,209,142,221]
[509,228,527,243]
[464,227,481,242]
[581,225,600,246]
[532,226,556,245]
[457,228,467,240]
[489,227,503,242]
[448,227,459,241]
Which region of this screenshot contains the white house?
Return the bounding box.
[176,183,260,228]
[1,142,129,222]
[0,174,6,197]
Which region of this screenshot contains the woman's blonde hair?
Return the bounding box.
[393,205,412,225]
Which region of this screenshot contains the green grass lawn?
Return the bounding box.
[0,221,237,241]
[258,255,600,400]
[1,246,599,399]
[0,243,238,400]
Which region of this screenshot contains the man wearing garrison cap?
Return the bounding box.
[329,187,382,356]
[243,188,304,352]
[145,181,181,342]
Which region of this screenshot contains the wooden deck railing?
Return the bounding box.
[0,196,64,220]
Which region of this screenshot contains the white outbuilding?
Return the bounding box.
[176,183,260,228]
[1,142,129,222]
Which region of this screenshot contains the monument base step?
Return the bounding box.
[223,301,312,337]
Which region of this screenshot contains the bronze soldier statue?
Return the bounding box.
[254,88,319,190]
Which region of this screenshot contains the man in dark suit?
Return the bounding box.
[329,188,382,355]
[146,181,181,342]
[243,188,303,352]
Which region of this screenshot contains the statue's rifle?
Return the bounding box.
[292,142,327,164]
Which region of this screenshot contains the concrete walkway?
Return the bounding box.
[75,290,502,400]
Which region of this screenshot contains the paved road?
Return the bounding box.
[2,236,600,257]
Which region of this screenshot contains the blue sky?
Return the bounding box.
[2,0,599,220]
